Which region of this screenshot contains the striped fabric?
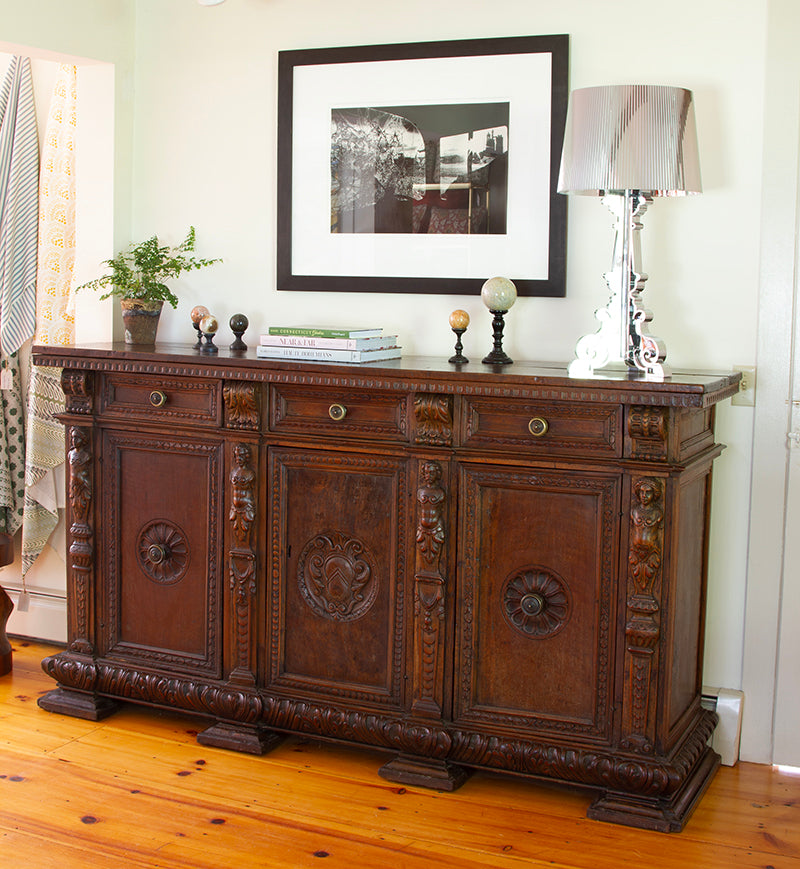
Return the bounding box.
[0,56,39,356]
[22,63,78,576]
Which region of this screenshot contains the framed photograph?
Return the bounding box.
[277,34,569,297]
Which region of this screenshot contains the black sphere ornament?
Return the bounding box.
[229,313,249,352]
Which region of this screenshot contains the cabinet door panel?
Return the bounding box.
[101,430,223,677]
[456,463,619,743]
[268,449,409,709]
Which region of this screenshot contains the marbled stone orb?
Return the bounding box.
[449,309,470,330]
[199,314,218,334]
[481,276,517,313]
[190,304,210,325]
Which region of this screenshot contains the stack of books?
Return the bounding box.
[256,326,401,363]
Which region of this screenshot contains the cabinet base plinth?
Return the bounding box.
[587,747,721,832]
[378,754,472,792]
[197,721,284,756]
[37,687,120,722]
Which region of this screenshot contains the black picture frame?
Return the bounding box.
[277,34,569,297]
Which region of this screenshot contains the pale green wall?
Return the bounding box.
[2,0,787,756]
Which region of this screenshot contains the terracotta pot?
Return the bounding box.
[120,298,164,345]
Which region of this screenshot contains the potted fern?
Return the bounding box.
[77,227,221,344]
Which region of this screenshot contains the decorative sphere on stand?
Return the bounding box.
[448,309,470,364]
[481,276,516,365]
[191,305,210,349]
[229,313,249,352]
[199,314,219,354]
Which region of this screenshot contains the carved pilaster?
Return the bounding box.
[61,370,93,415]
[67,426,94,655]
[228,442,257,686]
[223,382,260,431]
[622,476,665,753]
[411,459,447,718]
[413,394,453,446]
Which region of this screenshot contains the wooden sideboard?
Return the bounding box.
[32,343,741,831]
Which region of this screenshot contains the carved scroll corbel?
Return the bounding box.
[223,382,260,430]
[413,394,453,446]
[411,459,447,718]
[61,370,93,415]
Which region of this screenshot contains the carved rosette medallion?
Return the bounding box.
[297,532,378,622]
[413,394,453,446]
[501,567,571,639]
[223,382,260,430]
[136,520,189,584]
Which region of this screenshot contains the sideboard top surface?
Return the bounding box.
[32,343,741,408]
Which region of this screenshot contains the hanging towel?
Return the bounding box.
[22,64,78,576]
[0,56,39,356]
[0,352,25,535]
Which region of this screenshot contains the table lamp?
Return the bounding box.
[557,84,701,379]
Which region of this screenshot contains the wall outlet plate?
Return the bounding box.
[732,365,756,407]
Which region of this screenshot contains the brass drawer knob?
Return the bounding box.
[147,543,169,564]
[149,390,167,408]
[528,417,548,437]
[328,403,347,421]
[520,592,546,616]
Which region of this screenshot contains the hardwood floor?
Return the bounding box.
[1,639,798,868]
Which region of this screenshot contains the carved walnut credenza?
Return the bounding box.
[31,343,741,831]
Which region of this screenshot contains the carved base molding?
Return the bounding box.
[38,649,719,828]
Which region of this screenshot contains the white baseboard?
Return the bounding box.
[5,588,67,644]
[702,685,745,766]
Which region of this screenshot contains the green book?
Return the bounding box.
[267,325,383,338]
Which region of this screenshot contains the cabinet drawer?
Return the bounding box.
[459,397,621,458]
[270,384,409,442]
[101,374,220,425]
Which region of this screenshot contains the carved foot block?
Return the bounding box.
[587,747,721,831]
[197,721,284,756]
[37,687,120,722]
[378,754,471,792]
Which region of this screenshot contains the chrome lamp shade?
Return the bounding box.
[558,85,701,379]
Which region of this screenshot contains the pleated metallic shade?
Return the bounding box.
[557,85,702,196]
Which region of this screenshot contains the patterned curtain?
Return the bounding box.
[21,64,78,575]
[0,56,38,535]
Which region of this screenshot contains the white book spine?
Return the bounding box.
[259,335,396,350]
[255,345,401,363]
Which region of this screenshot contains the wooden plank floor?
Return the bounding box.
[1,640,798,869]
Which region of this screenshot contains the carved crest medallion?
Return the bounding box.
[297,532,378,622]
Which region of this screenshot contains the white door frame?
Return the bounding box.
[740,0,800,764]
